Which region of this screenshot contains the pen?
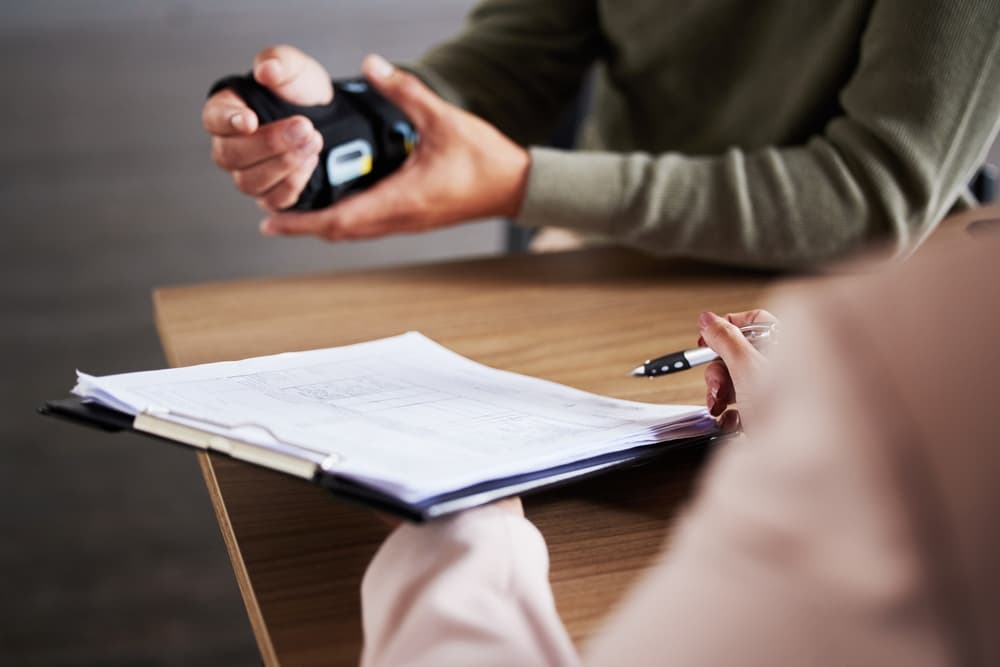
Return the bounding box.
[631,323,776,377]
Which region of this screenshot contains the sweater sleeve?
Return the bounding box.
[405,0,603,146]
[516,1,1000,268]
[360,505,580,667]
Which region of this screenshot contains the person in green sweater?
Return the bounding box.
[202,1,1000,268]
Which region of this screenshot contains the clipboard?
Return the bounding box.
[39,397,715,522]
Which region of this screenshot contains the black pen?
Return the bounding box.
[631,323,776,377]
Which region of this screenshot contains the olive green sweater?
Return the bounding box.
[412,0,1000,268]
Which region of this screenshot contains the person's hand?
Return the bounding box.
[697,310,778,430]
[202,45,331,211]
[259,54,531,240]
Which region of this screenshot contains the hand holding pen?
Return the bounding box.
[631,321,776,377]
[633,310,779,427]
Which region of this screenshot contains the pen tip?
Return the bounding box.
[630,366,646,377]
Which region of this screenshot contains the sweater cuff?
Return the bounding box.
[516,147,627,235]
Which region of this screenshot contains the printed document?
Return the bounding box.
[73,332,714,502]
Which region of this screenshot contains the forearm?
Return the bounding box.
[517,141,899,269]
[360,506,579,667]
[518,106,997,269]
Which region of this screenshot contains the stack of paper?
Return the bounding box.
[73,332,715,504]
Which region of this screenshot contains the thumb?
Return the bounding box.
[362,54,443,129]
[698,311,764,391]
[254,45,333,106]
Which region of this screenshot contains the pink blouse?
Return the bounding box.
[361,239,1000,667]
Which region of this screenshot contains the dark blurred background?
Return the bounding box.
[0,2,491,665]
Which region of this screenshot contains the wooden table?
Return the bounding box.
[151,247,776,665]
[149,203,999,666]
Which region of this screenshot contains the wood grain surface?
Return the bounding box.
[152,247,779,666]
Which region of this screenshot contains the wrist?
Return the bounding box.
[498,144,531,219]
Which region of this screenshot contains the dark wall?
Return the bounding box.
[0,3,486,665]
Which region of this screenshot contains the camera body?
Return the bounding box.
[210,74,416,210]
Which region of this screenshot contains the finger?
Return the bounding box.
[231,138,321,196]
[362,53,444,129]
[698,308,778,348]
[704,360,734,416]
[260,191,419,240]
[255,154,321,212]
[260,202,335,238]
[261,169,426,239]
[254,44,333,106]
[718,409,742,434]
[727,309,779,352]
[698,311,760,363]
[725,309,778,327]
[203,89,259,136]
[324,174,428,237]
[211,116,321,170]
[698,311,766,389]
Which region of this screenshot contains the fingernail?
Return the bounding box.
[230,113,245,131]
[260,219,277,235]
[698,311,716,330]
[259,58,282,80]
[297,131,322,155]
[286,119,311,143]
[366,54,394,79]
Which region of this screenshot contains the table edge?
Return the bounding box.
[197,453,280,667]
[153,288,280,667]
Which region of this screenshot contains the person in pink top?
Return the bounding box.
[358,237,1000,667]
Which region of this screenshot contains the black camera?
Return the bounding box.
[210,74,417,210]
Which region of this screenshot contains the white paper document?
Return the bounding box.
[73,332,715,502]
